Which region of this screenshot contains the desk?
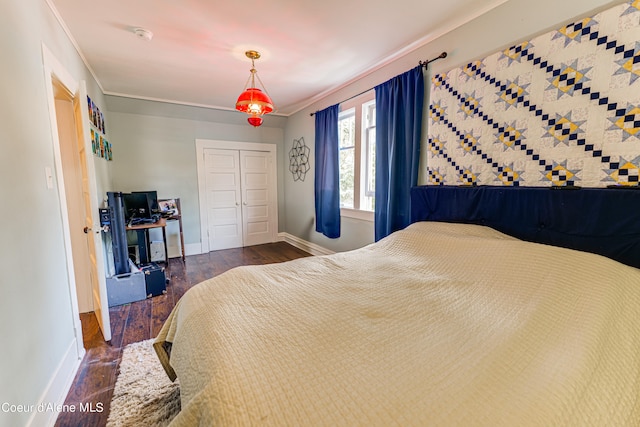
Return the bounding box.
[126,218,168,270]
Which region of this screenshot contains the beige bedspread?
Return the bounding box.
[155,221,640,426]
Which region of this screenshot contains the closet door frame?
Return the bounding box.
[195,139,278,253]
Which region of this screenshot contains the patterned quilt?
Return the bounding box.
[427,0,640,188]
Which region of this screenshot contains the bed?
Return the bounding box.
[155,186,640,426]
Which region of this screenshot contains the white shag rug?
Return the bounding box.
[106,339,181,427]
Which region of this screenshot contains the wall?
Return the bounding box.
[283,0,627,253]
[0,1,112,426]
[105,96,287,256]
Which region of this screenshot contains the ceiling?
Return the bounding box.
[48,0,507,116]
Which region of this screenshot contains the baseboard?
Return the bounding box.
[184,242,202,256]
[27,338,84,427]
[167,242,202,258]
[169,239,327,258]
[278,232,334,256]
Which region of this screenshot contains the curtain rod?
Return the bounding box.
[419,51,447,68]
[310,52,447,116]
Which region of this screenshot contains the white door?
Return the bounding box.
[204,149,244,250]
[198,141,277,252]
[57,97,93,313]
[44,48,112,344]
[72,94,110,339]
[240,150,274,246]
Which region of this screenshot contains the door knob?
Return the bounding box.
[83,226,103,234]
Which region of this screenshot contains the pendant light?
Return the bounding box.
[235,50,274,127]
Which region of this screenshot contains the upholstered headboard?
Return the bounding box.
[410,186,640,269]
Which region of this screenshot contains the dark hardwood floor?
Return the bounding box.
[54,242,311,427]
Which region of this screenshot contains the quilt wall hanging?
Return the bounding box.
[427,0,640,187]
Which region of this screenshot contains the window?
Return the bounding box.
[338,94,376,220]
[362,100,376,212]
[338,108,355,208]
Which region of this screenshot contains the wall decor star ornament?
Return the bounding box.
[289,137,310,181]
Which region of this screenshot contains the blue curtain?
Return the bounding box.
[374,66,424,241]
[314,104,341,238]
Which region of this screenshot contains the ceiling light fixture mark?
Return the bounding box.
[133,27,153,41]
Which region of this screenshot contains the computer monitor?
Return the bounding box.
[123,192,152,221]
[133,190,159,213]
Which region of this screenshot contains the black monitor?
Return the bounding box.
[133,191,159,213]
[132,190,160,213]
[123,193,152,221]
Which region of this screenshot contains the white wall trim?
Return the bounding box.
[44,0,508,118]
[288,0,510,116]
[167,242,203,258]
[175,237,325,258]
[184,242,203,256]
[44,0,104,94]
[195,139,278,254]
[196,139,278,152]
[102,91,288,117]
[278,232,334,256]
[41,43,87,362]
[340,208,374,222]
[42,44,111,341]
[27,339,84,427]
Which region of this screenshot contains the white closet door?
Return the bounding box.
[240,150,274,246]
[204,149,243,250]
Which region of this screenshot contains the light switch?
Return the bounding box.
[45,167,54,189]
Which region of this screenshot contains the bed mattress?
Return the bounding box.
[155,221,640,426]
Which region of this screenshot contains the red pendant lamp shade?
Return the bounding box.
[235,88,274,114]
[247,115,263,127]
[235,51,275,127]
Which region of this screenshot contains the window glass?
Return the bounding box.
[338,108,355,209]
[337,96,375,217]
[362,101,376,211]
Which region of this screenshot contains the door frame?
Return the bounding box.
[195,139,278,253]
[42,44,112,346]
